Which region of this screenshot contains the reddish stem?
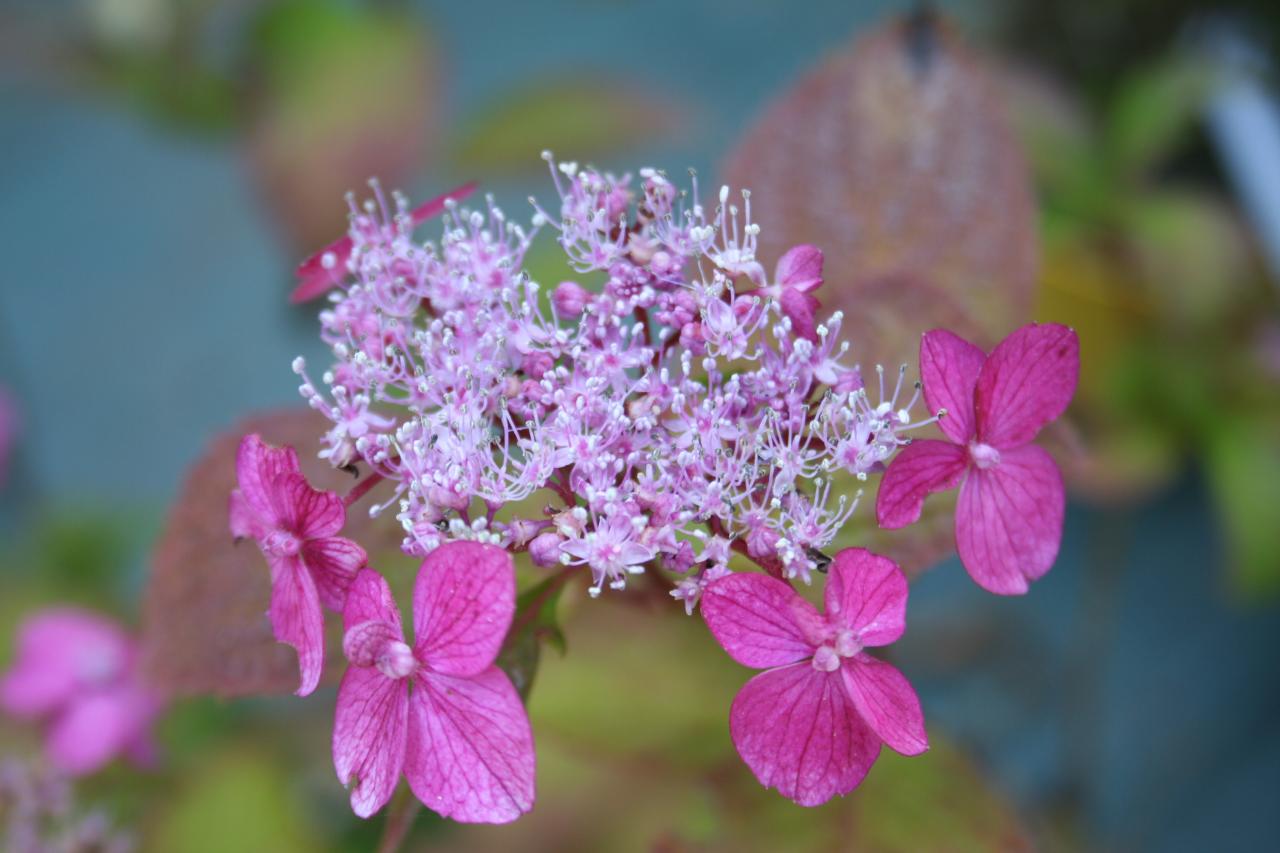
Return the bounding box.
[344,471,385,508]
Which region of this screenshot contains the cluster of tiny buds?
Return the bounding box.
[293,157,945,607]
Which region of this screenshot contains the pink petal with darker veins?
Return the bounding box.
[228,489,264,541]
[269,555,326,696]
[823,548,909,648]
[234,435,300,524]
[0,609,131,718]
[343,568,403,633]
[729,662,881,807]
[956,444,1065,595]
[405,666,535,824]
[270,473,345,540]
[333,664,409,818]
[46,689,142,776]
[701,573,823,669]
[775,244,824,292]
[412,542,514,677]
[974,323,1079,449]
[291,182,479,304]
[779,286,821,342]
[304,537,366,612]
[842,654,928,756]
[920,329,986,444]
[875,439,968,530]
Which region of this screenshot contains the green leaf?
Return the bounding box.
[496,571,569,700]
[1205,415,1280,600]
[1106,59,1213,181]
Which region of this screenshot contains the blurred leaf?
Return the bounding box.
[496,572,569,700]
[722,12,1038,371]
[1106,60,1213,181]
[140,408,399,698]
[246,0,438,252]
[1123,190,1253,328]
[1205,415,1280,599]
[452,78,683,175]
[146,749,325,853]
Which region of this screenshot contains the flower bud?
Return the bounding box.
[553,281,589,317]
[528,532,564,567]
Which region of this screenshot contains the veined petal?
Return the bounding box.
[875,439,968,530]
[823,549,908,648]
[333,664,409,818]
[342,569,403,637]
[780,286,821,342]
[271,473,345,540]
[412,542,514,677]
[408,181,478,226]
[956,444,1065,595]
[920,329,986,444]
[269,556,326,696]
[405,667,535,824]
[974,323,1079,448]
[842,654,928,756]
[702,573,823,669]
[229,489,264,540]
[305,537,366,613]
[775,244,824,292]
[729,662,880,807]
[235,434,300,523]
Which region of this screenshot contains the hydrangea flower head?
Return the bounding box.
[333,542,534,823]
[0,609,163,776]
[876,324,1080,594]
[701,548,926,806]
[230,434,367,695]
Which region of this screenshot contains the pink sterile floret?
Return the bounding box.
[876,323,1080,595]
[0,608,164,776]
[332,541,534,823]
[230,434,367,695]
[701,548,927,806]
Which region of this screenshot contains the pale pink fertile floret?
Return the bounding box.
[333,543,535,823]
[0,609,163,776]
[701,549,927,806]
[291,182,477,304]
[876,324,1080,595]
[229,434,367,696]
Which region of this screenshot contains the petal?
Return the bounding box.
[333,664,409,818]
[823,549,909,647]
[875,439,968,529]
[775,244,824,292]
[291,236,354,304]
[956,444,1065,595]
[412,542,515,677]
[920,329,986,444]
[974,323,1080,448]
[405,667,535,824]
[228,489,264,540]
[269,556,326,696]
[780,286,821,342]
[46,690,139,776]
[408,181,479,226]
[0,609,132,718]
[270,473,345,540]
[701,573,823,669]
[842,654,928,756]
[235,434,300,523]
[304,537,367,612]
[342,568,403,633]
[729,663,881,807]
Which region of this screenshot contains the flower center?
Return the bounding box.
[968,442,1002,470]
[261,529,302,558]
[376,641,418,680]
[812,629,861,672]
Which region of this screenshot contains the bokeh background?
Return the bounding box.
[3,0,1280,850]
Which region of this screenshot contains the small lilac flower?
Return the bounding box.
[291,181,477,304]
[229,434,367,695]
[701,549,927,806]
[0,609,164,777]
[876,324,1080,594]
[332,543,534,823]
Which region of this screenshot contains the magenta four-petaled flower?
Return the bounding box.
[702,548,927,806]
[876,324,1080,594]
[230,434,367,695]
[334,543,534,823]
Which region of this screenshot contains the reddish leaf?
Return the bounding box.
[141,408,398,698]
[721,13,1038,374]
